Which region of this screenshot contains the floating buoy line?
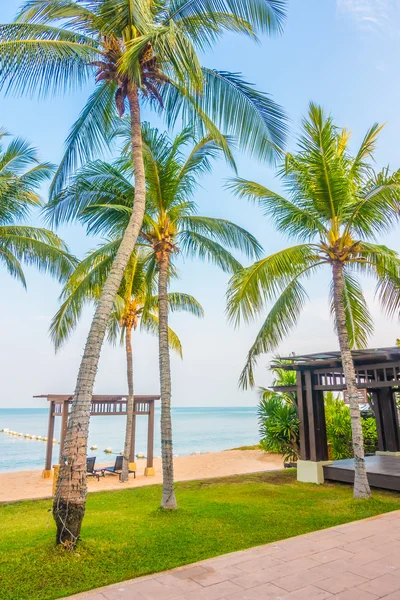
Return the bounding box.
[1,428,57,443]
[1,429,154,458]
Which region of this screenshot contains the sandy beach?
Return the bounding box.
[0,449,283,503]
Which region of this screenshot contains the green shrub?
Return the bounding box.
[362,417,378,454]
[258,392,300,462]
[325,394,378,459]
[258,388,378,462]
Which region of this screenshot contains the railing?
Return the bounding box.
[313,362,400,389]
[52,398,154,416]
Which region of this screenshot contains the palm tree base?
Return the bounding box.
[53,499,85,547]
[161,491,178,510]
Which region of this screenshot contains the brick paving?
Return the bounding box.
[66,511,400,600]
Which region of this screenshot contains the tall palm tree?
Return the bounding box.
[51,245,203,482]
[49,124,262,509]
[0,129,75,286]
[0,0,287,544]
[227,103,400,499]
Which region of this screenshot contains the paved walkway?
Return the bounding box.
[66,510,400,600]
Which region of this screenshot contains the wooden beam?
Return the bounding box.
[372,391,385,452]
[59,401,69,463]
[146,400,155,470]
[305,370,317,462]
[296,371,309,460]
[43,400,55,474]
[379,388,400,453]
[129,413,136,463]
[314,390,329,462]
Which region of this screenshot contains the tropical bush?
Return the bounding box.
[324,394,377,459]
[362,418,378,455]
[258,390,300,462]
[325,395,353,459]
[259,387,378,462]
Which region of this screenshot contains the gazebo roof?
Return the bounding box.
[276,347,400,370]
[34,394,160,402]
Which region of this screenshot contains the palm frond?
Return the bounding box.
[140,312,183,357]
[0,225,76,282]
[239,275,310,389]
[344,167,400,238]
[167,0,286,35]
[48,82,118,202]
[227,177,327,239]
[163,69,287,161]
[226,244,320,325]
[0,23,99,97]
[0,245,26,287]
[178,230,243,273]
[179,215,262,258]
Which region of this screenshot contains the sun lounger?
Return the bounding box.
[86,456,100,481]
[100,455,136,480]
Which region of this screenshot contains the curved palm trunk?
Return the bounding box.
[332,261,371,499]
[121,324,134,483]
[158,252,177,509]
[53,86,147,546]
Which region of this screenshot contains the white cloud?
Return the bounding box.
[337,0,394,30]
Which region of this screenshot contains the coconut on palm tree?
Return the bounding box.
[49,124,262,509]
[51,245,203,482]
[227,104,400,499]
[0,129,75,286]
[0,0,287,543]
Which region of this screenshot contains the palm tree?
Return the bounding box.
[51,245,203,482]
[0,0,287,544]
[0,129,75,286]
[227,103,400,499]
[49,124,262,509]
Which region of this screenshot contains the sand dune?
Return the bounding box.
[0,450,283,503]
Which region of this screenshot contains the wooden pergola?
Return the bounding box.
[36,394,160,478]
[271,347,400,489]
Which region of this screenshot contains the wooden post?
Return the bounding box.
[297,370,309,460]
[303,370,328,463]
[42,400,55,478]
[314,390,329,461]
[59,400,69,463]
[129,404,137,472]
[376,388,400,453]
[145,399,155,476]
[372,391,385,452]
[305,369,317,462]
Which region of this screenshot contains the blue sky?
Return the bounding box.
[1,0,400,408]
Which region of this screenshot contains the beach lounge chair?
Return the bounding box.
[86,456,100,481]
[100,455,136,481]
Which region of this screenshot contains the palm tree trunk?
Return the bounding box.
[332,260,371,499]
[53,86,147,546]
[121,324,134,483]
[158,252,177,509]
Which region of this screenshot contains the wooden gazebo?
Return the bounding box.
[36,394,160,478]
[271,347,400,490]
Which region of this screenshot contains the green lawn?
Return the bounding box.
[2,471,400,600]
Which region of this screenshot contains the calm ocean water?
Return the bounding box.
[0,407,259,473]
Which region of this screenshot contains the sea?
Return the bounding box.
[0,407,259,473]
